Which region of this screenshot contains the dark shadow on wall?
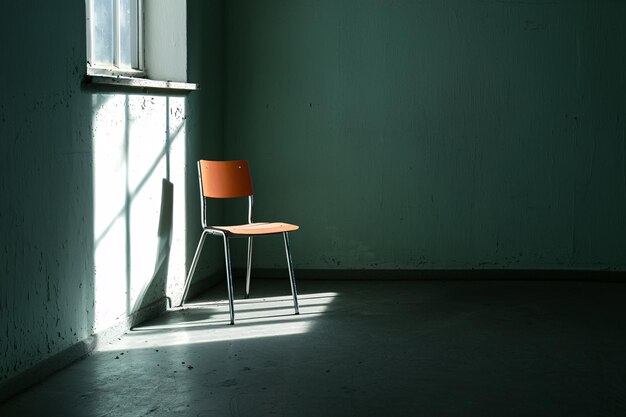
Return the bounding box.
[183,0,227,298]
[133,178,174,318]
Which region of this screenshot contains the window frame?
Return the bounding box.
[86,0,145,78]
[83,0,198,93]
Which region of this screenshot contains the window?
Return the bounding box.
[86,0,143,77]
[84,0,197,92]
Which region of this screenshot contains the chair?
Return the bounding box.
[179,160,300,324]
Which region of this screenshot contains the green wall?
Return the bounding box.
[224,0,626,271]
[187,0,227,287]
[1,1,95,383]
[0,0,224,388]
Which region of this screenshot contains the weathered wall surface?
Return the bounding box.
[224,0,626,271]
[0,0,224,384]
[0,2,95,383]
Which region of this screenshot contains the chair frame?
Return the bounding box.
[179,160,300,324]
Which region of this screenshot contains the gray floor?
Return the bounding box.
[1,279,626,417]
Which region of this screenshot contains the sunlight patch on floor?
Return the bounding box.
[97,292,338,351]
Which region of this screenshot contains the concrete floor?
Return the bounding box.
[1,279,626,417]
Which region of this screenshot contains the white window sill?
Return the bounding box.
[83,74,198,94]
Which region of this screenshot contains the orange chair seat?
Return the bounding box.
[211,222,299,235]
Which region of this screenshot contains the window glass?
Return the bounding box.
[92,0,115,66]
[119,0,139,68]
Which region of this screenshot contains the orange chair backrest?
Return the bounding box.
[199,160,254,198]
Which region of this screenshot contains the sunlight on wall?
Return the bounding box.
[92,93,186,333]
[97,292,339,351]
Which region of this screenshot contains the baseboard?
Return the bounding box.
[0,296,169,404]
[0,334,97,404]
[182,271,223,303]
[233,268,626,281]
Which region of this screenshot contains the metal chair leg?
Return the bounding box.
[179,230,208,307]
[283,232,300,315]
[245,237,253,298]
[223,234,236,325]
